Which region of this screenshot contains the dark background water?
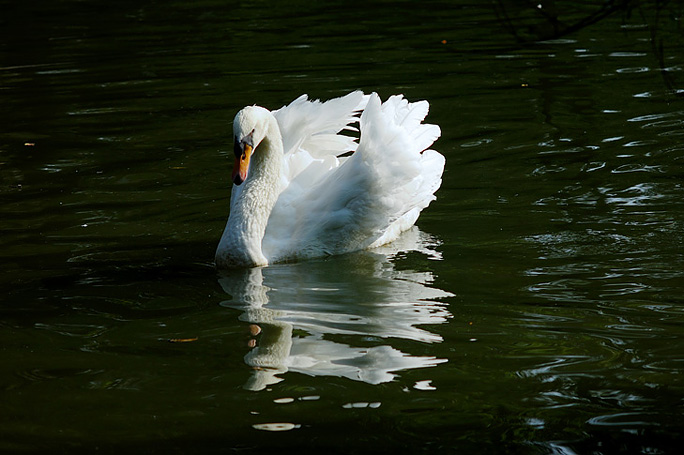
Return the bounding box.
[2,1,684,453]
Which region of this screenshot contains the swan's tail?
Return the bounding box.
[358,93,445,247]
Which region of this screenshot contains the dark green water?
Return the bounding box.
[2,1,684,453]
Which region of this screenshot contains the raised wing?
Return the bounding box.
[263,92,443,262]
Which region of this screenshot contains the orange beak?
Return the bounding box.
[232,142,253,186]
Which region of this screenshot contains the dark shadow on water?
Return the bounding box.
[494,0,683,94]
[1,241,218,328]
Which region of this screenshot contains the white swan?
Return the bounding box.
[215,91,445,268]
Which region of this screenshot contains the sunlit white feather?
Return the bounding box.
[216,91,445,268]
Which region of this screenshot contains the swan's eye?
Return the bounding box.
[233,137,242,158]
[234,129,256,158]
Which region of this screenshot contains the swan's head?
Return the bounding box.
[232,105,272,186]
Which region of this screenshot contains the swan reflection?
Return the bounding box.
[218,227,452,391]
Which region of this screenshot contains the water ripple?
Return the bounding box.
[628,111,683,123]
[587,412,660,427]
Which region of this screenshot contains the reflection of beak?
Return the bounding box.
[232,139,254,186]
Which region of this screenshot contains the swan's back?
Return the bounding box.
[261,91,444,263]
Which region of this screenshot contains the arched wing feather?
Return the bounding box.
[263,93,443,262]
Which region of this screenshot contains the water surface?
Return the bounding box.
[2,1,684,453]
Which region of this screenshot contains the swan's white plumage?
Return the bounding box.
[216,91,445,268]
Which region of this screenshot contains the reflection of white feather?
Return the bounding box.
[216,91,445,268]
[218,236,451,391]
[287,342,446,385]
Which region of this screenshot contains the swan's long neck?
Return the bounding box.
[216,114,283,267]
